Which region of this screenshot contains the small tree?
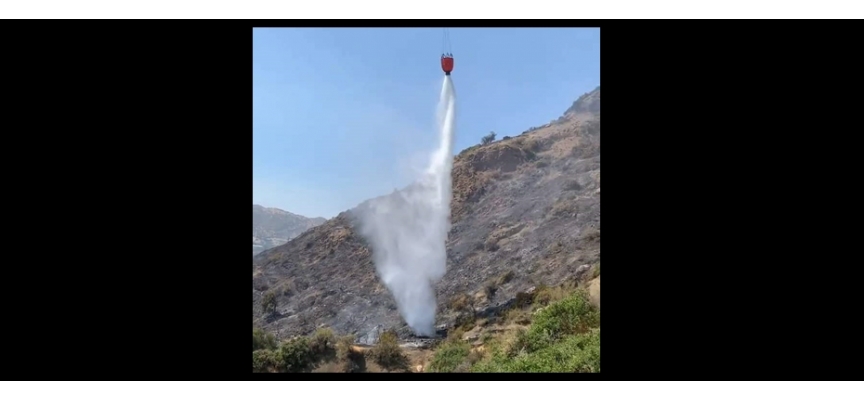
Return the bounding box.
[481,131,496,145]
[261,291,277,315]
[368,330,409,372]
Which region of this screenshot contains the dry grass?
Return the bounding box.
[588,277,600,309]
[449,294,473,312]
[504,308,532,325]
[514,136,543,153]
[533,283,577,307]
[549,195,579,218]
[580,226,600,241]
[495,270,515,286]
[276,279,297,297]
[266,252,286,264]
[497,327,529,356]
[551,135,582,158]
[484,224,525,253]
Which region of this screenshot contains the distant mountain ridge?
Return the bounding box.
[253,205,326,256]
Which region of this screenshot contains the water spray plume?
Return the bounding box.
[358,76,456,336]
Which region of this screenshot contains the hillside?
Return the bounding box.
[252,205,326,256]
[253,281,600,372]
[252,86,600,344]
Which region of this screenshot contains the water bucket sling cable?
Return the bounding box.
[440,28,454,75]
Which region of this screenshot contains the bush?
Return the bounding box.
[468,290,600,373]
[518,290,598,353]
[428,340,471,372]
[253,349,278,373]
[276,337,315,372]
[481,131,496,145]
[468,339,511,372]
[261,291,277,315]
[472,329,600,372]
[310,328,335,356]
[368,330,409,372]
[253,328,277,351]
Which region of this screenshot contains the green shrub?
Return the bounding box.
[518,289,598,353]
[368,330,409,372]
[428,341,471,372]
[252,349,278,373]
[462,287,600,372]
[310,328,335,356]
[472,329,600,372]
[276,337,315,372]
[253,328,277,351]
[469,289,600,373]
[469,340,511,373]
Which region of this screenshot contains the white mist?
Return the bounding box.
[358,76,456,336]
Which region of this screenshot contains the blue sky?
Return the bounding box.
[253,28,599,219]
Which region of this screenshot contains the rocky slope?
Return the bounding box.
[253,87,600,342]
[252,205,326,256]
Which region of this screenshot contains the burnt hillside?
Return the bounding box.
[252,87,600,342]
